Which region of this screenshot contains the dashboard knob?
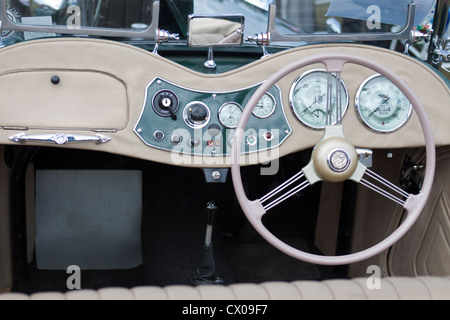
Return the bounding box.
[189,104,208,122]
[190,137,201,147]
[183,102,210,128]
[171,134,182,145]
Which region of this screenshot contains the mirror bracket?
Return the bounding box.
[247,32,271,58]
[203,47,217,70]
[187,14,244,70]
[153,29,180,54]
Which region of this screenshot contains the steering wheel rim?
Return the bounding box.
[231,53,436,266]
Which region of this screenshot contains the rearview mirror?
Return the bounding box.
[188,14,245,47]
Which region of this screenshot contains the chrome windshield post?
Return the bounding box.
[428,0,450,68]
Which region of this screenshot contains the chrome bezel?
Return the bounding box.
[252,92,276,119]
[152,89,180,117]
[183,101,211,129]
[355,74,413,133]
[218,102,243,129]
[289,69,349,130]
[327,149,351,172]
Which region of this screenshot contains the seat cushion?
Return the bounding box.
[1,276,449,300]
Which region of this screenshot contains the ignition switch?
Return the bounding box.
[152,90,179,120]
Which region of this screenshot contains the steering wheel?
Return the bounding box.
[231,53,435,265]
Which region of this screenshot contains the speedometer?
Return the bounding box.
[289,69,348,129]
[218,102,243,128]
[355,74,412,133]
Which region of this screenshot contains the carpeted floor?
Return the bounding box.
[12,148,341,293]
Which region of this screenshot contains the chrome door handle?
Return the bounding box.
[9,132,111,145]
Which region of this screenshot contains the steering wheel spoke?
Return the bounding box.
[360,168,411,206]
[259,170,310,212]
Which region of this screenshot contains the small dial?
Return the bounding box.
[289,69,348,129]
[356,74,412,133]
[253,93,276,118]
[218,102,243,128]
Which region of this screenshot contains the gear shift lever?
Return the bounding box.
[191,200,224,285]
[205,200,216,247]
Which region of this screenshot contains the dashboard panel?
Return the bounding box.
[134,77,291,157]
[0,38,448,168]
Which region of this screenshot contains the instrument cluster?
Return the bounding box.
[134,78,292,157]
[134,71,413,157]
[289,70,412,132]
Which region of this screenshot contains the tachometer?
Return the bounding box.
[289,69,348,129]
[218,102,243,128]
[355,74,412,133]
[253,93,276,118]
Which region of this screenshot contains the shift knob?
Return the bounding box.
[206,200,218,226]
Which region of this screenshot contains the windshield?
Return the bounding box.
[0,0,439,46]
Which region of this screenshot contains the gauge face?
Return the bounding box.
[289,69,348,129]
[218,102,243,128]
[356,74,412,133]
[253,93,276,118]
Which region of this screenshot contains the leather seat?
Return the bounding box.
[1,277,449,300]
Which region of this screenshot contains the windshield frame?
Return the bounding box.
[0,0,161,40]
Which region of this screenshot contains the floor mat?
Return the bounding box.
[35,169,143,270]
[222,237,321,283]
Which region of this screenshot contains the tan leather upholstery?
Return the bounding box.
[1,277,449,300]
[389,148,450,276]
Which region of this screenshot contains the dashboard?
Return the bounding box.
[0,38,449,168]
[134,77,291,157]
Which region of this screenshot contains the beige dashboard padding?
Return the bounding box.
[0,70,128,130]
[0,38,448,167]
[388,147,450,276]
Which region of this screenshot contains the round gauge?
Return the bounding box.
[253,93,276,118]
[289,69,348,129]
[355,74,412,133]
[218,102,243,128]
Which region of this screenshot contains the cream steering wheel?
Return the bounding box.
[231,53,435,265]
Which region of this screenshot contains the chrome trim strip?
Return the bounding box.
[9,132,110,145]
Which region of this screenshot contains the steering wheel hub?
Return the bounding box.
[313,136,358,182]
